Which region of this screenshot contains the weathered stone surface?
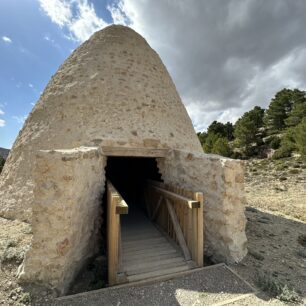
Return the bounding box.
[0,25,200,222]
[157,150,248,264]
[0,25,247,293]
[18,147,105,295]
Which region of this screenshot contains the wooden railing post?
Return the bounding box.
[107,181,128,286]
[195,192,204,267]
[145,180,204,268]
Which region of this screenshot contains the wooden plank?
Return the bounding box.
[116,199,129,214]
[166,199,191,261]
[126,260,188,276]
[150,185,200,208]
[123,248,178,261]
[102,146,170,157]
[122,236,166,248]
[124,256,185,271]
[107,183,120,286]
[195,192,204,267]
[123,253,183,267]
[151,195,163,221]
[192,207,197,261]
[123,244,177,257]
[118,222,123,273]
[127,265,189,282]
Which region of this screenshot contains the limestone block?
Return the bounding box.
[157,150,248,264]
[18,147,105,295]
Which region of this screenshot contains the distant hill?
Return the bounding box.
[0,148,10,160]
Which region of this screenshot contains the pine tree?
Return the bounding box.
[234,106,265,155]
[285,89,306,127]
[265,88,304,134]
[294,117,306,159]
[211,138,232,157]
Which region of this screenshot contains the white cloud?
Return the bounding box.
[107,2,129,25]
[12,115,27,125]
[39,0,72,27]
[2,36,12,43]
[28,83,34,88]
[39,0,108,42]
[0,106,6,127]
[110,0,306,131]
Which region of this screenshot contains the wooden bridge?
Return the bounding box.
[107,179,204,286]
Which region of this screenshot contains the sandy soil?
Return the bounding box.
[0,157,305,305]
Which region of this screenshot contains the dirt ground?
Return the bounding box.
[0,157,305,305]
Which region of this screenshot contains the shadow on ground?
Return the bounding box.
[52,264,255,306]
[231,207,306,303]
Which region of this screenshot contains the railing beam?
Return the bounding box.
[166,199,192,261]
[150,185,200,209]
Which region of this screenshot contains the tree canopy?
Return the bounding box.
[197,87,306,160]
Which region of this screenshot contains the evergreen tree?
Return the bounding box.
[203,133,219,153]
[224,122,234,140]
[285,90,306,127]
[211,138,232,157]
[197,132,207,146]
[294,117,306,159]
[234,106,265,155]
[207,121,226,137]
[264,88,304,134]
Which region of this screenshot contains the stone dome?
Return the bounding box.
[0,25,202,221]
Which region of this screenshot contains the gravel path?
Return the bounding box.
[52,264,255,306]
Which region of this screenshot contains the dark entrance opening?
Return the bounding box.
[104,156,162,213]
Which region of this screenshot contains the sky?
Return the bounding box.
[1,0,306,149]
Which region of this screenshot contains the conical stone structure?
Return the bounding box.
[0,25,247,293]
[0,25,201,222]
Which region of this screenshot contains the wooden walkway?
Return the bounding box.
[121,210,190,282]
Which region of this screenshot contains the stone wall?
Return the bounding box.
[18,147,247,293]
[18,147,106,295]
[0,25,202,223]
[157,150,248,264]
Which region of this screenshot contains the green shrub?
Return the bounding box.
[294,117,306,160]
[269,136,281,149]
[231,151,243,159]
[255,272,301,304]
[19,293,31,305]
[211,137,232,157]
[275,164,287,171]
[203,133,219,153]
[273,147,293,159]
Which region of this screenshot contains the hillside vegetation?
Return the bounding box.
[197,88,306,160]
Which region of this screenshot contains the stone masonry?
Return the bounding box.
[0,25,247,294]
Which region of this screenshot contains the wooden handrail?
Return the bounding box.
[116,200,128,214]
[107,180,128,286]
[145,179,204,268]
[165,199,192,261]
[107,181,129,214]
[150,185,200,209]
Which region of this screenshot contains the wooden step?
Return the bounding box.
[127,265,190,282]
[123,248,179,261]
[123,243,177,256]
[126,257,187,275]
[122,236,167,248]
[123,242,174,255]
[122,232,162,242]
[124,255,184,271]
[123,253,184,267]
